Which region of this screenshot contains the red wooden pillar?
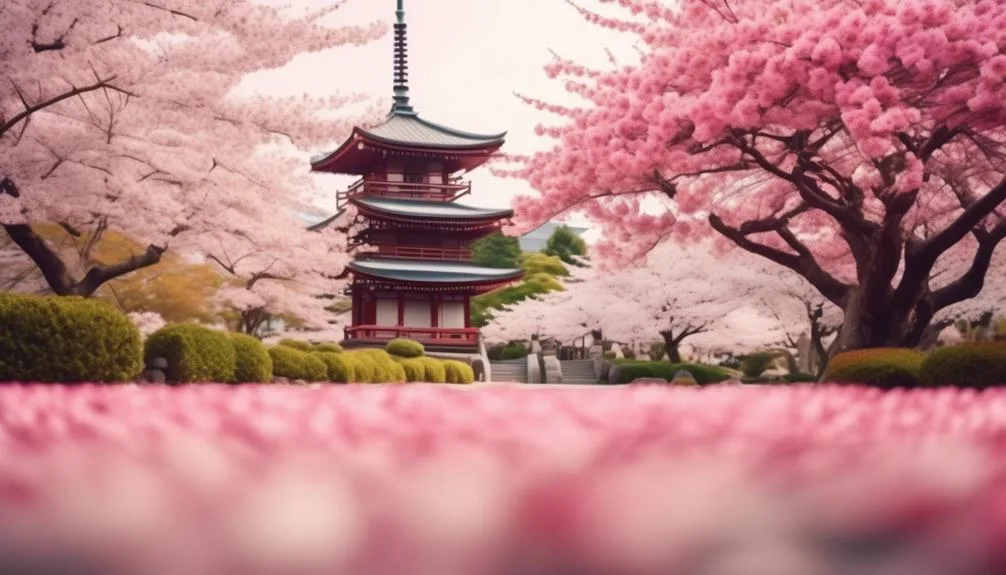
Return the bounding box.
[431,293,440,328]
[463,295,471,328]
[397,293,405,326]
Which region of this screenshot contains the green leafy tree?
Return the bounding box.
[470,253,570,327]
[471,231,521,269]
[543,225,587,265]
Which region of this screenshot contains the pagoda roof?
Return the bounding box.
[363,112,506,149]
[353,196,513,221]
[348,258,522,284]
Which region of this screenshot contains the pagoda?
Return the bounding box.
[311,0,522,350]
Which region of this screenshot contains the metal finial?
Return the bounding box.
[391,0,414,114]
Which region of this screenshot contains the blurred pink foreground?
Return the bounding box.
[1,383,1005,575]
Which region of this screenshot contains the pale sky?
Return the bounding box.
[245,0,637,240]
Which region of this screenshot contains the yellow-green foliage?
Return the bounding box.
[145,324,236,383]
[824,348,925,389]
[313,352,355,382]
[524,272,564,291]
[355,349,405,383]
[922,342,1006,389]
[520,252,569,276]
[396,357,426,382]
[268,346,309,380]
[230,333,273,383]
[312,342,344,353]
[278,339,312,352]
[0,293,143,382]
[417,356,447,383]
[303,353,328,382]
[443,360,475,384]
[385,338,425,358]
[347,351,378,382]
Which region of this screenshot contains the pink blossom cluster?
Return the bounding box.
[2,384,1006,575]
[507,0,1006,270]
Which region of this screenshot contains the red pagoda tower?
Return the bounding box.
[311,0,521,351]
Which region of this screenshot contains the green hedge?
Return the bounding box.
[146,324,236,383]
[313,351,355,383]
[312,342,343,354]
[230,333,273,383]
[303,353,328,382]
[396,357,426,382]
[741,352,777,377]
[417,356,447,383]
[347,349,406,383]
[609,361,733,385]
[278,339,312,352]
[921,342,1006,389]
[269,346,310,381]
[443,360,475,384]
[385,338,425,358]
[502,343,527,360]
[823,348,924,389]
[0,294,143,382]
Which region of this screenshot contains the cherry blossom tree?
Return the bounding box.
[507,0,1006,354]
[1,1,384,296]
[485,241,796,360]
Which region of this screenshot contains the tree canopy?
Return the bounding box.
[471,231,522,269]
[543,225,588,265]
[507,0,1006,354]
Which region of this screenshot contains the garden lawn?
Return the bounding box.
[1,383,1006,575]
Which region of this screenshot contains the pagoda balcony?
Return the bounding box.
[344,325,480,346]
[361,245,473,261]
[338,178,471,208]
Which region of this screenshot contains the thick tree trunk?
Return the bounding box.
[660,331,685,364]
[3,222,165,297]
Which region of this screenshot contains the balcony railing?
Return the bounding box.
[345,325,480,346]
[365,245,472,261]
[337,178,471,209]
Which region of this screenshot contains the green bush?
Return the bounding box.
[823,348,925,389]
[385,338,425,358]
[417,356,448,383]
[230,333,273,383]
[502,343,527,360]
[443,360,475,384]
[741,352,778,377]
[397,357,426,382]
[268,346,309,381]
[783,372,817,383]
[278,339,312,352]
[312,342,343,354]
[347,351,378,382]
[357,349,404,383]
[609,361,733,385]
[314,352,355,383]
[0,294,143,382]
[145,324,236,383]
[303,353,329,382]
[921,342,1006,389]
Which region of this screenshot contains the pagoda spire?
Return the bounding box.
[391,0,415,115]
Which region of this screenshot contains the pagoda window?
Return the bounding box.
[404,173,424,184]
[403,294,432,328]
[375,295,398,327]
[439,295,466,329]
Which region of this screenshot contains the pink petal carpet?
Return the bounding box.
[1,383,1005,575]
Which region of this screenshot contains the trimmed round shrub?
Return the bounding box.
[824,348,925,389]
[278,339,312,352]
[385,338,424,358]
[396,357,426,382]
[229,333,273,383]
[268,346,309,381]
[0,294,143,382]
[348,351,378,383]
[355,349,405,383]
[443,360,475,384]
[314,352,355,383]
[303,353,328,382]
[608,361,732,385]
[145,324,236,384]
[921,342,1006,389]
[312,342,343,354]
[417,357,447,383]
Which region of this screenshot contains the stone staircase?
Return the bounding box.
[559,359,598,384]
[489,358,528,383]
